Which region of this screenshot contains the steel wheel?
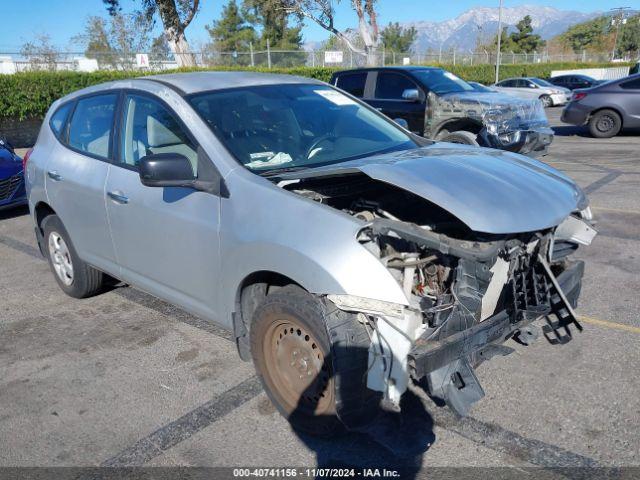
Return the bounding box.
[262,318,334,416]
[48,231,74,286]
[595,114,615,133]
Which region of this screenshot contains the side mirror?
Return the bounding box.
[402,88,420,102]
[139,153,195,188]
[393,118,409,129]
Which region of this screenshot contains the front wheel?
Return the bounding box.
[42,215,105,298]
[441,130,480,146]
[539,94,553,108]
[250,286,380,436]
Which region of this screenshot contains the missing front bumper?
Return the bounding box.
[409,259,585,415]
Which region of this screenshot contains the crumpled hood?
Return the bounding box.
[283,144,586,234]
[432,91,550,132]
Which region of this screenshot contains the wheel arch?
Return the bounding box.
[588,106,625,129]
[34,201,57,232]
[434,118,483,139]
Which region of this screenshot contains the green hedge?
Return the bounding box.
[0,62,631,121]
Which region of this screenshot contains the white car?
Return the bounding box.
[492,77,571,107]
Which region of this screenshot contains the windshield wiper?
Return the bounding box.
[258,165,310,177]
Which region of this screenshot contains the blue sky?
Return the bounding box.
[0,0,622,51]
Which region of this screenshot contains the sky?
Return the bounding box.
[0,0,628,52]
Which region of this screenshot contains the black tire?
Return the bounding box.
[41,215,105,298]
[441,130,479,146]
[250,285,380,436]
[588,109,622,138]
[539,94,553,108]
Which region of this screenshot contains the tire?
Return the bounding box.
[588,109,622,138]
[42,215,105,298]
[539,94,553,108]
[441,130,479,146]
[250,285,380,436]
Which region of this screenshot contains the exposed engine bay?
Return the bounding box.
[280,172,596,415]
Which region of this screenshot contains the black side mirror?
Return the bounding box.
[139,153,195,188]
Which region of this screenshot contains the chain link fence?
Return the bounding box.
[0,49,626,73]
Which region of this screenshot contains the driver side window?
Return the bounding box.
[118,94,198,175]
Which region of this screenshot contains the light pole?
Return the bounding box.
[495,0,503,83]
[610,7,630,61]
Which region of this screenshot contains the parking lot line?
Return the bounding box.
[578,315,640,334]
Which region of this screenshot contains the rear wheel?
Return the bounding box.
[441,130,479,146]
[42,215,105,298]
[250,286,379,435]
[539,94,553,108]
[588,109,622,138]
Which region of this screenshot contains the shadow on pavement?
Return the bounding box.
[0,204,29,221]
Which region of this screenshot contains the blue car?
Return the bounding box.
[0,138,27,210]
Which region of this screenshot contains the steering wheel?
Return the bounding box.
[305,135,335,159]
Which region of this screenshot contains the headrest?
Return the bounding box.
[147,116,181,147]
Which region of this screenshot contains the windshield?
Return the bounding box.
[531,78,554,87]
[469,82,495,93]
[189,84,416,174]
[412,69,475,95]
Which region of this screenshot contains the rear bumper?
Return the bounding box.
[409,260,584,380]
[551,93,569,106]
[561,103,591,126]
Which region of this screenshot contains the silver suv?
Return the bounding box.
[26,72,596,435]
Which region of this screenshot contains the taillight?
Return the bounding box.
[22,148,33,172]
[572,92,587,102]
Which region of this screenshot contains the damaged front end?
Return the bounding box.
[427,92,554,157]
[284,173,596,416]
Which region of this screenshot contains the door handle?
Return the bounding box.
[47,170,62,181]
[107,191,129,204]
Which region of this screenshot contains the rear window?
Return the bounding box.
[67,94,117,159]
[335,72,367,98]
[49,102,73,139]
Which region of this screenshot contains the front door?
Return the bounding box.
[367,71,426,135]
[105,92,222,321]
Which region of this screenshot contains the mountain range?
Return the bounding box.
[404,5,600,52]
[305,5,602,52]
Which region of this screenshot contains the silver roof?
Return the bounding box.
[143,71,324,94]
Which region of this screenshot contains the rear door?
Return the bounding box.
[367,71,426,134]
[104,91,223,321]
[44,92,118,273]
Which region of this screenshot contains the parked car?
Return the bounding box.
[561,73,640,138]
[26,72,596,434]
[0,137,27,211]
[548,74,603,91]
[467,81,497,93]
[492,77,571,107]
[331,67,553,156]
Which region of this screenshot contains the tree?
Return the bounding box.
[19,34,60,71]
[492,16,545,54]
[616,14,640,58]
[285,0,380,66]
[206,0,256,52]
[73,14,153,69]
[380,22,416,53]
[150,34,172,62]
[556,16,611,53]
[102,0,200,67]
[243,0,303,49]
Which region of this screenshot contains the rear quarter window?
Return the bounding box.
[49,102,73,140]
[620,78,640,90]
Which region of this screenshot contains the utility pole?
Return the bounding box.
[495,0,503,83]
[610,7,630,61]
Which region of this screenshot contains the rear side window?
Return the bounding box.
[336,72,367,97]
[498,80,514,87]
[68,94,118,159]
[620,78,640,90]
[375,72,417,100]
[49,102,73,139]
